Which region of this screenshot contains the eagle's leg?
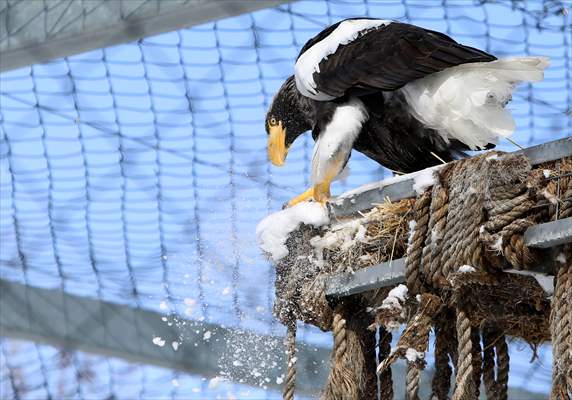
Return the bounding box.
[286,151,345,207]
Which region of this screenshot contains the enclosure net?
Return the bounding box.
[0,0,570,398]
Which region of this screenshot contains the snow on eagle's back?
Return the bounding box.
[295,18,392,100]
[256,202,330,262]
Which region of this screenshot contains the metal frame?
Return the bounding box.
[330,137,572,218]
[326,137,572,299]
[0,279,329,394]
[1,0,290,73]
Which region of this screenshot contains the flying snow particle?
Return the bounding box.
[208,376,226,389]
[203,331,212,340]
[222,287,231,296]
[171,379,179,387]
[159,301,168,310]
[152,336,166,347]
[172,341,179,351]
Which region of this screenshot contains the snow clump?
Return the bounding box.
[256,202,330,262]
[458,265,476,273]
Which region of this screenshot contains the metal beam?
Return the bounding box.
[330,137,572,218]
[326,218,572,299]
[0,0,291,73]
[525,218,572,249]
[0,279,328,394]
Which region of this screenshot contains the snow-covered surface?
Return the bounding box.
[295,18,392,100]
[458,265,476,273]
[311,97,368,184]
[412,168,437,195]
[400,57,550,150]
[335,164,442,202]
[256,202,330,262]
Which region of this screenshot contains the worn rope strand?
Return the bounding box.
[283,322,297,400]
[452,310,476,400]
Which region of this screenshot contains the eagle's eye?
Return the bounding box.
[269,117,277,126]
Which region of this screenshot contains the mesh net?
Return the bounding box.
[0,0,570,398]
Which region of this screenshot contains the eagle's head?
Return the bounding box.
[265,75,312,166]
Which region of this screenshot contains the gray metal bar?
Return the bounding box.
[1,0,290,73]
[0,279,328,394]
[518,136,572,165]
[525,217,572,249]
[325,258,406,299]
[330,136,572,218]
[326,218,572,299]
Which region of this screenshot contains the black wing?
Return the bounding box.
[303,21,496,98]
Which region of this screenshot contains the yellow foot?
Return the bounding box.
[286,182,332,208]
[287,187,314,207]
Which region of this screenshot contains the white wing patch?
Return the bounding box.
[312,97,368,184]
[400,56,549,150]
[295,19,392,101]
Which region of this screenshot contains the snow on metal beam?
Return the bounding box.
[331,137,572,218]
[0,0,290,72]
[325,218,571,300]
[0,279,328,394]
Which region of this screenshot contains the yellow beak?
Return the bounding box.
[268,122,289,166]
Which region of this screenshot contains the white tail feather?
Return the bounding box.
[400,56,550,150]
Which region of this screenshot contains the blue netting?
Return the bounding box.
[1,0,570,398]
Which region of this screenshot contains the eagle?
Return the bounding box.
[265,18,548,207]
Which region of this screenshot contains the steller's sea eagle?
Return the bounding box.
[265,18,549,207]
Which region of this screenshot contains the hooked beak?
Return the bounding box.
[267,122,289,166]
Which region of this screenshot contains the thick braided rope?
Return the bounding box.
[496,334,509,400]
[551,256,572,400]
[406,365,421,400]
[324,306,369,400]
[427,186,450,288]
[452,310,476,400]
[283,322,297,400]
[441,159,487,278]
[482,328,496,400]
[406,191,431,294]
